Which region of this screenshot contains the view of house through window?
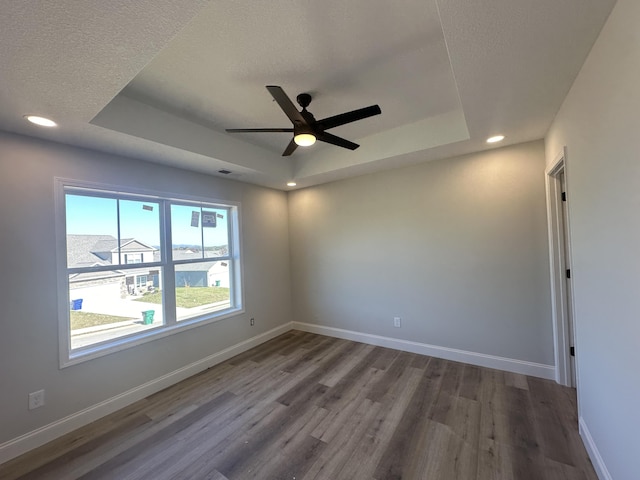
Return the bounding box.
[62,186,239,359]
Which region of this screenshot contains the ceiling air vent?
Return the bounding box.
[218,169,232,175]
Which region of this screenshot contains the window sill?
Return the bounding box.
[61,306,244,368]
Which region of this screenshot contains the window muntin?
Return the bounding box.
[60,183,241,364]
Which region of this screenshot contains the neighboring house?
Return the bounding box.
[66,235,160,299]
[172,249,230,288]
[66,235,229,302]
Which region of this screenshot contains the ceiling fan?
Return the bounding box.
[226,85,382,156]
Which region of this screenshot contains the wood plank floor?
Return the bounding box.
[0,331,597,480]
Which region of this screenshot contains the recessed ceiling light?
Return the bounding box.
[486,135,505,144]
[287,182,297,187]
[25,115,57,127]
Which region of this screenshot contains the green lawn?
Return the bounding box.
[70,311,135,330]
[136,287,230,308]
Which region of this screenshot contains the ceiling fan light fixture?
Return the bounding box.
[294,133,316,147]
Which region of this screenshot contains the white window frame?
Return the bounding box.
[55,178,244,367]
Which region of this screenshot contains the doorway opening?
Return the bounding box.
[546,147,576,387]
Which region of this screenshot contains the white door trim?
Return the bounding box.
[545,147,575,387]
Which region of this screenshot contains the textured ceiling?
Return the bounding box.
[0,0,616,189]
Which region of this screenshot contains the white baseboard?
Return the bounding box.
[579,417,612,480]
[0,322,292,465]
[293,322,556,380]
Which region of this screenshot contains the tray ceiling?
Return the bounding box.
[0,0,616,189]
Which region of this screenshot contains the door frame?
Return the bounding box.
[545,147,576,387]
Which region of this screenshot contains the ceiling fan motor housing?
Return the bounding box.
[294,124,315,136]
[296,93,312,109]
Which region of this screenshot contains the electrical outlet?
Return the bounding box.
[28,390,45,410]
[393,317,401,328]
[250,317,255,326]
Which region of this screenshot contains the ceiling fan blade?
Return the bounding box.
[317,105,381,130]
[266,86,307,125]
[282,138,298,156]
[317,132,359,150]
[226,128,293,133]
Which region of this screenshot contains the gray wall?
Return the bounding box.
[0,131,292,444]
[546,0,640,477]
[288,141,554,365]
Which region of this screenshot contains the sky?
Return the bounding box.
[65,194,229,247]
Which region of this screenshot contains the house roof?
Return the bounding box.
[170,250,224,272]
[175,260,220,272]
[0,1,616,190]
[69,270,124,284]
[116,239,157,252]
[66,235,155,268]
[68,235,222,272]
[67,235,118,268]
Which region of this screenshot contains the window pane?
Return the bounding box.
[175,261,231,321]
[203,208,230,257]
[61,184,241,362]
[65,194,119,268]
[119,199,161,264]
[171,204,203,260]
[69,268,164,349]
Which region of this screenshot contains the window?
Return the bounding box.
[125,253,142,264]
[57,180,242,365]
